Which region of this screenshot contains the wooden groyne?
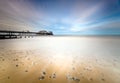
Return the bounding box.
[0,30,53,39]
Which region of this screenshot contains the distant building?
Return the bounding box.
[36,30,53,35]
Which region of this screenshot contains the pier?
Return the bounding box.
[0,30,53,39]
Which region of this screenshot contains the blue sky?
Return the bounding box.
[0,0,120,35]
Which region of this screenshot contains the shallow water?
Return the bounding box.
[0,36,120,83]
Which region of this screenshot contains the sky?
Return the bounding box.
[0,0,120,35]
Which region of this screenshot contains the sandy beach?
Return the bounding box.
[0,36,120,83]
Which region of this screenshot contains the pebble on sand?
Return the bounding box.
[72,77,80,82]
[39,76,45,80]
[52,73,56,78]
[16,64,19,67]
[42,71,46,75]
[90,78,93,81]
[2,59,4,61]
[13,58,18,61]
[49,73,56,79]
[8,76,10,79]
[101,78,105,81]
[66,75,80,82]
[25,70,28,72]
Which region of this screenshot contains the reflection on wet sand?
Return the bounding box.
[0,37,120,83]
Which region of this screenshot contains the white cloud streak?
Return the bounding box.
[0,0,47,31]
[69,20,120,33]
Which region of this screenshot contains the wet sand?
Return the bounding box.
[0,36,120,83]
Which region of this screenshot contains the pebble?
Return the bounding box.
[52,73,56,78]
[13,58,18,61]
[90,78,93,81]
[25,70,28,72]
[101,78,105,81]
[8,76,10,79]
[16,64,19,67]
[2,59,4,61]
[66,75,80,82]
[39,76,45,80]
[75,78,80,82]
[49,73,56,79]
[42,71,46,75]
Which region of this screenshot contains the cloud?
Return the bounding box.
[69,20,120,34]
[0,0,119,35]
[0,0,46,31]
[67,2,103,24]
[59,2,103,33]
